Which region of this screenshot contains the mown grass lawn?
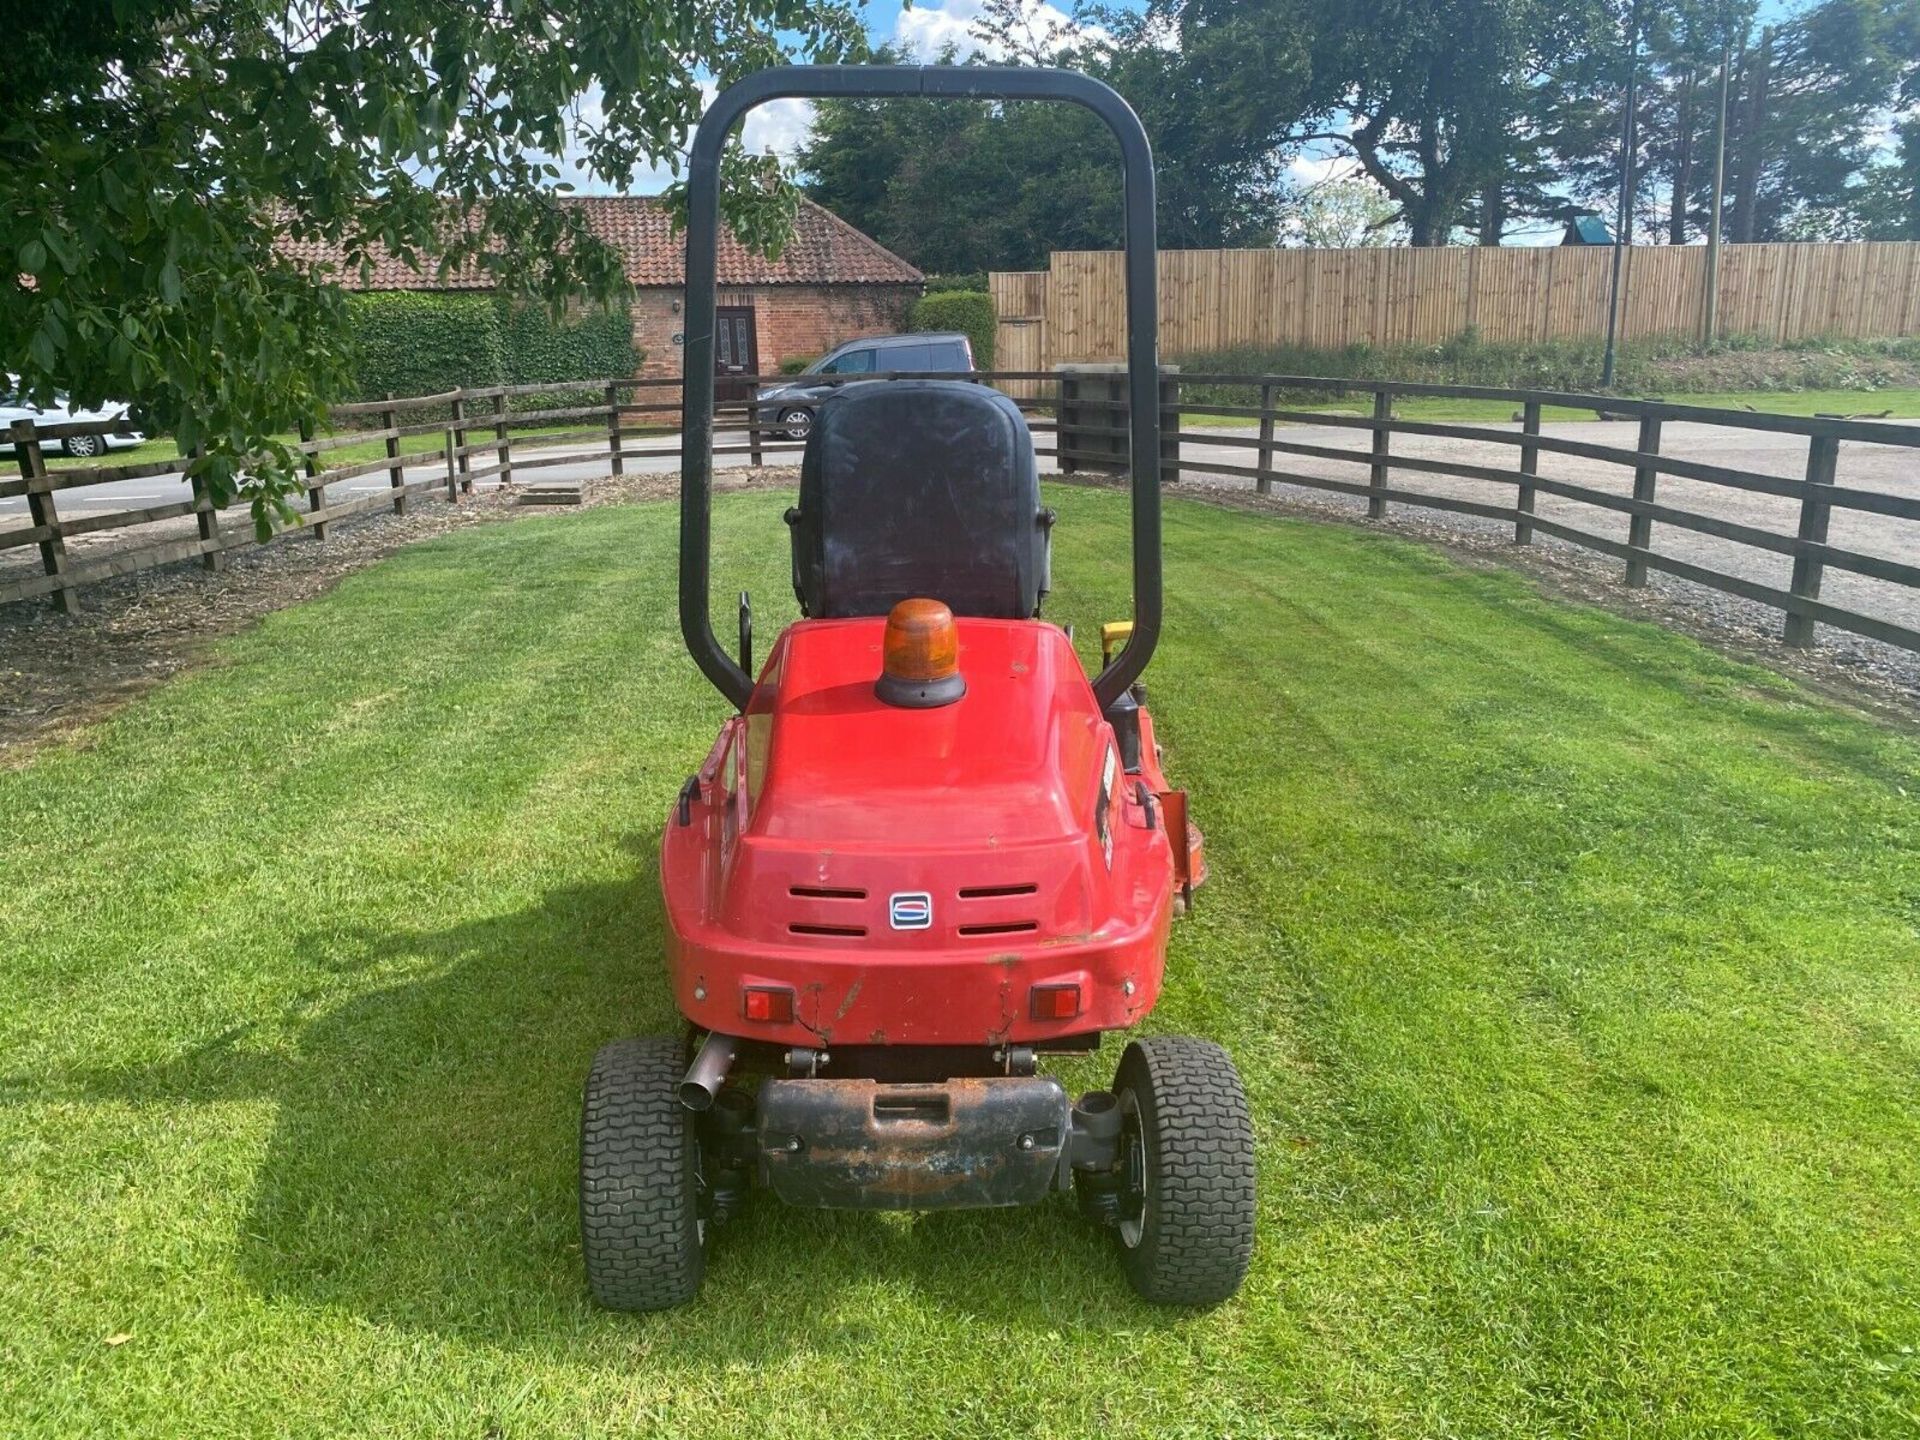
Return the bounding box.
[3,486,1918,1437]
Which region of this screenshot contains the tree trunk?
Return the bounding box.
[1477,180,1505,246]
[1730,29,1771,244]
[1670,68,1694,245]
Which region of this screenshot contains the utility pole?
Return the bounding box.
[1601,0,1644,390]
[1703,35,1732,347]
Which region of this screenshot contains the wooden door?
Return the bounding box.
[713,307,759,404]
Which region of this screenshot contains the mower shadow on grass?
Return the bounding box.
[34,833,1172,1359]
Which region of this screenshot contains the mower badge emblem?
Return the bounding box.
[889,892,933,930]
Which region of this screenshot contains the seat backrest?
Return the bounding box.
[787,380,1050,620]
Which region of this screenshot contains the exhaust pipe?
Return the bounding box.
[679,1032,739,1112]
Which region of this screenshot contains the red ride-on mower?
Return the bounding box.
[580,64,1256,1311]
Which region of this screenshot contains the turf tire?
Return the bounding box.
[1112,1036,1256,1307]
[579,1035,704,1311]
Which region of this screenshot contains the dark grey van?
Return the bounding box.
[754,332,975,440]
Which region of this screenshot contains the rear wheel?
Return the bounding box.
[579,1035,705,1311]
[62,433,103,459]
[1110,1036,1255,1307]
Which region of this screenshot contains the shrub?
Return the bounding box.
[344,293,507,402]
[344,292,638,415]
[498,301,638,389]
[909,290,995,369]
[779,355,818,375]
[922,271,989,295]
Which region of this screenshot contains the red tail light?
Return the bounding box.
[1029,983,1081,1021]
[743,986,795,1023]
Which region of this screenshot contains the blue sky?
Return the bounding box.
[570,0,1121,195]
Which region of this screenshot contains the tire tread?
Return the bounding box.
[1115,1035,1256,1307]
[579,1035,704,1311]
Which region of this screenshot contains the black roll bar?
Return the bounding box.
[681,65,1160,713]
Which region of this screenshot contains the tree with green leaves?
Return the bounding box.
[801,4,1315,272]
[1175,0,1616,245]
[2,1,864,529]
[1291,178,1408,247]
[1856,117,1920,239]
[1718,0,1919,241]
[1536,0,1755,245]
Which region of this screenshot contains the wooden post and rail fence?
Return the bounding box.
[5,370,1919,661]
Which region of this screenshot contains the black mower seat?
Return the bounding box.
[787,380,1051,620]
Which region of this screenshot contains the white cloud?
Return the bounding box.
[1287,153,1361,189]
[544,82,815,197]
[742,96,816,161]
[894,0,1103,61]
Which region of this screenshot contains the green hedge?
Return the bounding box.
[921,272,989,295]
[498,301,637,390]
[344,293,508,402]
[344,292,638,408]
[909,290,995,369]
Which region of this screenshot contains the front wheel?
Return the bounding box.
[62,432,103,459]
[579,1035,705,1311]
[1110,1036,1256,1307]
[779,407,813,442]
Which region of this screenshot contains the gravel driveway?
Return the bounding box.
[1135,419,1920,701]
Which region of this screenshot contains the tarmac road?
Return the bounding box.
[0,430,769,519]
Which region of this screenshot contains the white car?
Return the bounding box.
[1,375,146,458]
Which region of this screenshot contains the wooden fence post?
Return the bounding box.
[747,378,764,468]
[382,393,406,515]
[1160,370,1181,485]
[450,394,472,494]
[189,444,223,572]
[492,391,511,487]
[1515,400,1541,545]
[1784,433,1840,647]
[606,382,625,477]
[1255,382,1275,495]
[1624,414,1662,588]
[444,427,458,501]
[298,416,327,540]
[12,419,76,613]
[1057,370,1078,474]
[1367,389,1391,519]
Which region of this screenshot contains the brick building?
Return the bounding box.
[570,197,924,380]
[284,196,923,384]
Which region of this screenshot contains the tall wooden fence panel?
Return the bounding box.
[1007,242,1920,365]
[990,271,1050,399]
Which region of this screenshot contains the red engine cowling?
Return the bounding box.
[660,616,1186,1048]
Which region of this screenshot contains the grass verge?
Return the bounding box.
[2,487,1917,1436]
[1182,386,1920,428]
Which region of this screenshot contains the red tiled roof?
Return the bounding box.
[277,196,921,290]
